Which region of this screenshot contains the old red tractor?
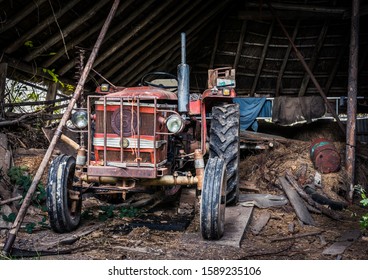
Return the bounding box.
[46,33,240,240]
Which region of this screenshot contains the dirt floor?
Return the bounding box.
[1,125,368,260]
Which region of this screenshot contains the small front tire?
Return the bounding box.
[46,154,81,233]
[200,157,227,240]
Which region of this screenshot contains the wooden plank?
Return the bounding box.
[250,21,274,96]
[216,205,254,248]
[322,230,360,256]
[278,176,315,225]
[251,212,270,235]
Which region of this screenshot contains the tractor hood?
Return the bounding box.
[99,86,178,100]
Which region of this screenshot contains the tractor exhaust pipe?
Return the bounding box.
[177,32,190,113]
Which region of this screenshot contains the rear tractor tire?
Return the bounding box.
[46,154,81,233]
[200,157,227,240]
[209,103,240,205]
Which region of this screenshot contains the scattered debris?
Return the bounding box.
[239,193,288,208]
[251,212,271,235]
[270,231,324,242]
[278,176,315,225]
[322,229,361,256]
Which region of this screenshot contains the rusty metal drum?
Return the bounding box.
[310,138,341,174]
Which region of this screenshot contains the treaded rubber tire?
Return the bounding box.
[200,157,226,240]
[209,103,240,205]
[46,154,81,233]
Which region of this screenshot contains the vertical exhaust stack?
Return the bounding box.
[177,33,190,113]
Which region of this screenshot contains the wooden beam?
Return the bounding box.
[123,1,227,86]
[5,0,80,54]
[24,0,110,62]
[112,0,219,85]
[209,24,222,69]
[276,20,300,96]
[233,21,247,70]
[1,55,75,87]
[245,1,346,15]
[298,21,329,96]
[92,1,172,69]
[98,0,193,81]
[0,63,7,119]
[268,3,346,134]
[237,10,343,20]
[0,0,48,34]
[324,34,349,95]
[45,0,137,71]
[346,0,360,201]
[250,20,274,96]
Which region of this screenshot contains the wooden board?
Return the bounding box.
[278,176,315,226]
[251,212,271,235]
[323,229,361,256]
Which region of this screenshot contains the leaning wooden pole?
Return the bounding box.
[346,0,360,201]
[2,0,120,256]
[268,3,346,134]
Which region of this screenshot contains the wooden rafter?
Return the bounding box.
[209,23,222,69]
[24,0,111,62]
[233,21,247,70]
[111,0,217,85]
[99,0,194,81]
[123,0,231,86]
[43,0,135,69]
[92,1,172,69]
[298,20,329,96]
[5,0,80,54]
[250,20,275,96]
[324,34,349,95]
[0,0,48,34]
[276,20,300,96]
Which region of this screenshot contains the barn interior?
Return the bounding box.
[0,0,368,260]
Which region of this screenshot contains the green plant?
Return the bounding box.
[98,205,115,221]
[119,207,139,218]
[355,185,368,229]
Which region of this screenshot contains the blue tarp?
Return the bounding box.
[233,98,272,131]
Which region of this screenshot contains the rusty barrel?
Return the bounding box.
[310,138,341,174]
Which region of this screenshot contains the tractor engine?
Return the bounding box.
[87,87,181,179]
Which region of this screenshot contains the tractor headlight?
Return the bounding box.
[71,110,88,129]
[166,114,184,134]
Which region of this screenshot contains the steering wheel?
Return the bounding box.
[140,72,178,90]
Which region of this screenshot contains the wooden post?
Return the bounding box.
[0,63,7,119]
[250,21,274,96]
[346,0,360,201]
[1,0,120,256]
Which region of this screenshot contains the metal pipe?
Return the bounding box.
[2,0,121,256]
[346,0,360,201]
[177,32,190,113]
[141,175,198,186]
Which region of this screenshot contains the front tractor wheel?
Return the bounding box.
[46,154,81,233]
[200,157,227,240]
[209,103,240,205]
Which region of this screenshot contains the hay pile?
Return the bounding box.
[238,140,365,203]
